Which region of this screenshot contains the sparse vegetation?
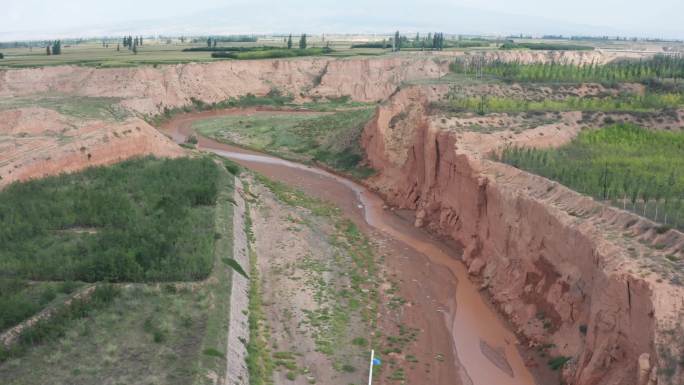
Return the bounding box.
[253,174,380,377]
[0,96,130,121]
[244,190,275,385]
[0,284,119,363]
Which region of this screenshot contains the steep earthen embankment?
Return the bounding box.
[0,57,449,115]
[0,107,183,188]
[362,86,684,385]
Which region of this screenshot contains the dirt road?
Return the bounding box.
[162,110,542,385]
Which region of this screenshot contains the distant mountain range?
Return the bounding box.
[1,2,681,41]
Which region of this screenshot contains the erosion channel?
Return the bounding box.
[163,109,546,385]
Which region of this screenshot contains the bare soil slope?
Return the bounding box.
[0,107,183,188]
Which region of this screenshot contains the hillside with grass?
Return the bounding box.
[194,108,376,178]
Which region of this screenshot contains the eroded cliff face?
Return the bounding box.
[0,108,184,188]
[0,56,451,187]
[362,86,684,385]
[0,57,449,115]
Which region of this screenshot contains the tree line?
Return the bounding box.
[282,34,307,49]
[122,35,143,54]
[390,31,445,52]
[450,54,684,83]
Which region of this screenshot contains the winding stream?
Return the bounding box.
[162,110,538,385]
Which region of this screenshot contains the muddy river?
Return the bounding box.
[162,110,540,385]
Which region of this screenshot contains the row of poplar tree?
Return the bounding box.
[286,34,308,49]
[46,41,61,55]
[392,31,445,52]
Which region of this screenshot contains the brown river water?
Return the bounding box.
[162,110,540,385]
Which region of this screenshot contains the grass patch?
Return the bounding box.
[0,95,130,121]
[0,156,219,282]
[0,284,213,384]
[193,167,236,383]
[0,279,83,331]
[202,348,225,358]
[243,186,275,385]
[0,284,119,363]
[194,109,376,178]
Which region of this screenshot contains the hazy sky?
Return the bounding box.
[3,0,683,40]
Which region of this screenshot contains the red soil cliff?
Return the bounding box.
[362,86,684,385]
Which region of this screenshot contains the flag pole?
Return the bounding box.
[368,349,375,385]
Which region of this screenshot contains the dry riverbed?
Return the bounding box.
[244,173,377,384]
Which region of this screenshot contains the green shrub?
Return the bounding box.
[203,348,225,358]
[548,356,571,370]
[223,159,241,175]
[579,324,588,335]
